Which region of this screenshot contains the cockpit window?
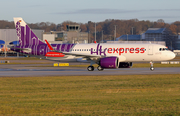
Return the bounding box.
[159,48,169,51]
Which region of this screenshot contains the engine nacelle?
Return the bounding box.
[119,62,132,68]
[99,57,119,69]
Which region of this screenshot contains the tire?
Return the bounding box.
[97,66,104,71]
[150,67,154,71]
[87,66,94,71]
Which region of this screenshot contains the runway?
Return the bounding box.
[0,64,180,77]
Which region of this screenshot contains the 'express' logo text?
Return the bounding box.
[91,44,145,56]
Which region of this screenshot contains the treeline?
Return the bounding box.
[1,19,180,42]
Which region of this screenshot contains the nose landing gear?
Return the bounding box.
[150,62,154,71]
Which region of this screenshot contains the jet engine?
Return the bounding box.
[99,57,119,69]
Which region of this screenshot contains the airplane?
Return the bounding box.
[9,41,19,46]
[11,17,176,71]
[0,40,5,52]
[0,40,5,45]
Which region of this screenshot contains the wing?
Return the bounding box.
[9,46,28,50]
[45,40,103,59]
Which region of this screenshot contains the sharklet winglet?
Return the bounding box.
[45,40,54,51]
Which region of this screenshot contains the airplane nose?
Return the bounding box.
[170,52,176,60]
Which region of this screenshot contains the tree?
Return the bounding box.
[157,19,165,23]
[169,24,177,34]
[80,24,87,32]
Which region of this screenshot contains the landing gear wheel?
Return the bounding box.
[150,67,154,71]
[87,66,94,71]
[97,66,104,71]
[150,62,154,71]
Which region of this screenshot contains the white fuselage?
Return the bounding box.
[48,43,175,62]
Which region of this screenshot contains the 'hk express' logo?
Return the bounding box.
[91,44,107,56]
[91,44,145,56]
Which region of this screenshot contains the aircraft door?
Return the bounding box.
[148,45,153,55]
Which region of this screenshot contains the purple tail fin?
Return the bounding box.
[14,17,44,46]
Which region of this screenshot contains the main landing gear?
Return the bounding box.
[87,66,94,71]
[87,65,104,71]
[150,61,154,71]
[97,65,104,71]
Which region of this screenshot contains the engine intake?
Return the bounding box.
[99,57,119,69]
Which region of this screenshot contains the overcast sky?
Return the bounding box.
[1,0,180,24]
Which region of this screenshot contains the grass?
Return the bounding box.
[0,75,179,115]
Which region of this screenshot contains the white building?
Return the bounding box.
[0,29,44,44]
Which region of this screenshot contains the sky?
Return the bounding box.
[1,0,180,24]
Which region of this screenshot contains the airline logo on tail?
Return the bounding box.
[14,18,44,46]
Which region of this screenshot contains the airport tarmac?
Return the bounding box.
[0,63,180,77]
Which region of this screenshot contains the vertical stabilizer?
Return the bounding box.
[14,17,44,46]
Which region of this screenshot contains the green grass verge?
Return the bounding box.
[0,75,179,115]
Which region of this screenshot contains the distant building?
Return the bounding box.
[115,28,179,50]
[0,29,44,44]
[116,28,171,42]
[176,34,180,50]
[145,28,168,41]
[116,35,142,41]
[107,41,166,46]
[144,28,179,49]
[43,25,88,44]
